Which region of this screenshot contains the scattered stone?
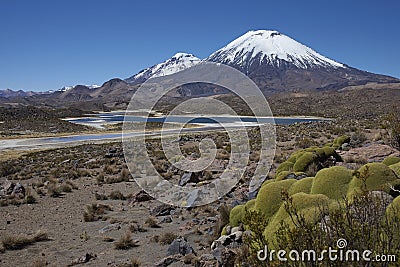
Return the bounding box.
[0,179,15,196]
[128,190,153,205]
[179,172,199,186]
[211,235,230,250]
[186,189,202,207]
[154,255,182,267]
[104,148,122,158]
[151,204,175,217]
[341,143,349,150]
[98,223,121,234]
[231,199,243,207]
[108,148,117,154]
[84,159,96,165]
[230,231,243,242]
[160,216,173,224]
[12,183,25,197]
[339,143,400,163]
[68,253,96,266]
[225,225,232,235]
[59,159,71,165]
[206,216,217,223]
[167,237,195,256]
[230,225,242,234]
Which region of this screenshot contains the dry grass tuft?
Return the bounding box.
[1,230,48,250]
[159,232,177,245]
[145,217,160,228]
[114,232,138,250]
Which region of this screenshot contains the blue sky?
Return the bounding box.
[1,0,399,91]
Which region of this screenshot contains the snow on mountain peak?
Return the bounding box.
[127,52,201,83]
[207,29,345,69]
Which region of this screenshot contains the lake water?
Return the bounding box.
[66,113,326,127]
[0,113,329,150]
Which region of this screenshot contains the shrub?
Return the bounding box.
[212,204,231,239]
[159,232,177,245]
[265,192,333,245]
[273,192,400,266]
[1,230,48,250]
[293,152,316,172]
[287,150,305,163]
[229,204,244,227]
[120,168,131,181]
[59,183,72,193]
[319,146,342,161]
[242,190,400,266]
[382,156,400,166]
[114,232,138,250]
[311,166,353,200]
[145,217,160,228]
[95,193,108,200]
[389,161,400,177]
[31,257,47,267]
[47,183,61,197]
[288,177,314,195]
[350,163,398,193]
[383,106,400,150]
[109,190,125,200]
[332,135,350,149]
[275,161,294,175]
[241,208,269,266]
[254,179,296,220]
[96,173,105,184]
[350,131,367,146]
[244,199,256,211]
[275,170,292,180]
[131,258,141,267]
[386,195,400,218]
[83,203,112,222]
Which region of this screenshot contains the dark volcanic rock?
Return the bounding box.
[151,204,175,217]
[167,237,195,256]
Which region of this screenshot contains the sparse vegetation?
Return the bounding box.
[383,106,400,150]
[1,230,49,251]
[159,232,177,245]
[114,232,138,250]
[109,190,125,200]
[145,217,160,228]
[83,203,112,222]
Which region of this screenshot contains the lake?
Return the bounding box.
[0,113,329,150]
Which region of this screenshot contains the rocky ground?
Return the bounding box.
[0,117,399,266]
[0,86,399,266]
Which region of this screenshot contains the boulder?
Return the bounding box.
[151,204,175,217]
[167,237,195,256]
[178,172,199,186]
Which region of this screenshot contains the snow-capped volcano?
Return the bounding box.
[123,29,397,93]
[207,30,345,72]
[126,53,201,84]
